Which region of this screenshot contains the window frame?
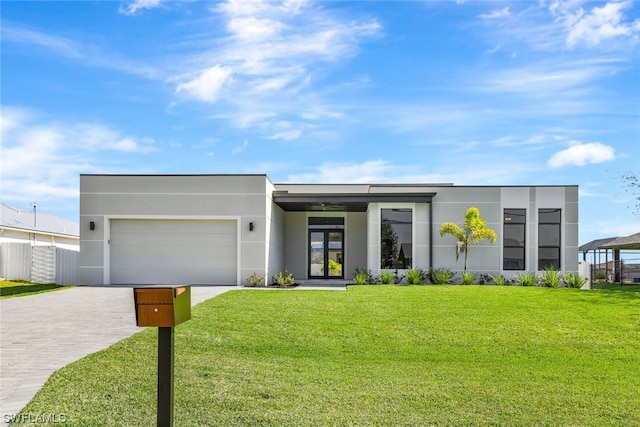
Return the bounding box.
[538,208,561,270]
[503,208,526,271]
[380,207,413,270]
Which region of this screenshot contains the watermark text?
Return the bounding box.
[3,413,67,424]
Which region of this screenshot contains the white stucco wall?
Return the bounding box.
[0,228,79,251]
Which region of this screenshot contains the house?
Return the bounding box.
[78,174,578,286]
[1,203,79,283]
[1,203,79,250]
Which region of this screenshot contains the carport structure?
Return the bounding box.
[580,232,640,283]
[599,232,640,283]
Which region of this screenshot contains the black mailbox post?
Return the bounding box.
[134,286,191,427]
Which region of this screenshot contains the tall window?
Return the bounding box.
[538,208,561,270]
[381,208,412,269]
[503,209,526,270]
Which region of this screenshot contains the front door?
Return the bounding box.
[309,230,344,279]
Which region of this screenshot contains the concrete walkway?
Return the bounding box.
[0,285,235,424]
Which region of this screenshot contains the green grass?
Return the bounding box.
[0,280,69,299]
[17,286,640,426]
[592,282,640,292]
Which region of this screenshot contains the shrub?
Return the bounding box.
[489,274,506,286]
[328,259,342,277]
[539,266,561,288]
[393,270,405,284]
[594,270,607,281]
[352,267,375,285]
[428,267,455,285]
[477,273,491,285]
[245,273,265,287]
[379,271,395,284]
[461,271,476,285]
[515,272,537,287]
[563,271,588,289]
[273,270,295,287]
[406,268,425,285]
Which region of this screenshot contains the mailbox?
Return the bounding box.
[134,286,191,327]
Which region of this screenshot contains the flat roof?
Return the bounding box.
[272,192,436,212]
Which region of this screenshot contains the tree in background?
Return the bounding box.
[621,171,639,218]
[439,207,497,272]
[381,222,398,269]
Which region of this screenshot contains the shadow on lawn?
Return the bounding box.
[592,283,640,292]
[582,283,640,304]
[0,283,67,298]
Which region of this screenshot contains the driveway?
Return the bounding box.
[0,285,234,425]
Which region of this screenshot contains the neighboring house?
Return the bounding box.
[1,203,79,250]
[78,174,579,286]
[1,203,79,284]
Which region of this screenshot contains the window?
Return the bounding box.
[538,208,561,270]
[381,208,412,269]
[503,209,525,270]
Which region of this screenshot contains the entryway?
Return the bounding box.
[308,229,344,279]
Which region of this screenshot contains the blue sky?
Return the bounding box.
[1,0,639,245]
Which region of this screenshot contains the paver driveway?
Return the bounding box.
[0,285,234,425]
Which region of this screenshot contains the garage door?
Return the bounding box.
[110,219,237,285]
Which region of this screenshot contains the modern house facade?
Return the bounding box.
[78,174,579,286]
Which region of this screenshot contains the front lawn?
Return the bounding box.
[0,280,69,299]
[18,286,640,426]
[591,282,640,292]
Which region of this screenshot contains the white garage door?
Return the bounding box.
[110,219,237,285]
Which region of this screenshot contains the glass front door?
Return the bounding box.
[309,230,344,279]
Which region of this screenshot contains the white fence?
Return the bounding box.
[578,261,591,289]
[0,243,78,285]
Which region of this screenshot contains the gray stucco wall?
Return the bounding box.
[432,187,502,275]
[79,175,578,285]
[283,212,307,279]
[365,185,578,278]
[265,193,285,284]
[79,174,272,285]
[345,212,367,279]
[432,186,578,277]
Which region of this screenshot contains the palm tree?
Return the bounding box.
[439,207,497,272]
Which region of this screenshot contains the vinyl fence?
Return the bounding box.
[0,243,78,285]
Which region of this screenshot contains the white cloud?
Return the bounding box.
[232,140,249,154]
[171,0,381,119]
[283,158,533,186]
[483,62,608,95]
[119,0,163,16]
[268,129,302,141]
[0,106,29,135]
[1,23,161,79]
[70,123,157,153]
[175,66,234,103]
[480,7,510,20]
[583,217,640,239]
[552,0,640,47]
[227,17,285,40]
[0,107,157,204]
[216,0,276,17]
[1,25,81,58]
[547,141,616,168]
[286,160,393,183]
